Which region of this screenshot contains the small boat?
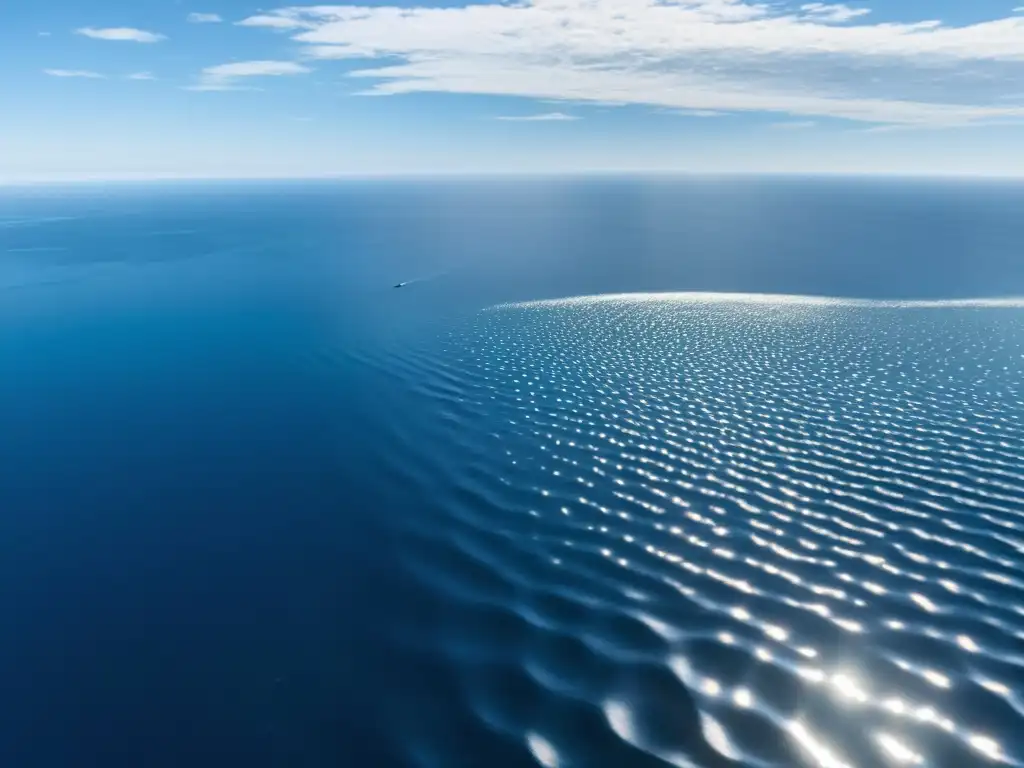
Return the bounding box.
[394,281,410,288]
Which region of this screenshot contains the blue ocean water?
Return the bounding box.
[1,177,1023,768]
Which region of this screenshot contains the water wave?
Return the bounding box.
[0,215,81,229]
[384,293,1024,767]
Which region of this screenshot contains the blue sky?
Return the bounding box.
[4,0,1024,180]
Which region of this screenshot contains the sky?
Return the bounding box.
[4,0,1024,180]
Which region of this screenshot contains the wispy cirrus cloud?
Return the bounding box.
[43,69,104,78]
[497,112,578,121]
[235,1,1024,126]
[799,3,870,24]
[127,72,156,81]
[236,12,313,30]
[187,60,312,91]
[76,27,165,43]
[187,12,223,23]
[676,110,726,118]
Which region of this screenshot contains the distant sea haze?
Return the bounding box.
[1,177,1023,768]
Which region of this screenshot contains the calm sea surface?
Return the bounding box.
[2,178,1023,768]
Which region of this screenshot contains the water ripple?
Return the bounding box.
[392,293,1024,768]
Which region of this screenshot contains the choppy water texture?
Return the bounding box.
[394,294,1024,768]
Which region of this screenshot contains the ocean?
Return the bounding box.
[1,177,1023,768]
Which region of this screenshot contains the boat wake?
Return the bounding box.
[391,270,453,290]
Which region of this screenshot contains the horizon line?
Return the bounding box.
[5,169,1024,186]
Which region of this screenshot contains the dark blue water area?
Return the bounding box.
[1,177,1024,768]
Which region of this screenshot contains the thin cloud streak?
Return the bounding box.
[496,112,579,121]
[799,3,871,24]
[43,69,105,78]
[75,27,165,43]
[187,60,312,91]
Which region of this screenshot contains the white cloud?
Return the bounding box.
[38,31,51,37]
[303,44,378,59]
[187,13,223,23]
[202,60,311,77]
[187,60,312,90]
[76,27,165,43]
[44,69,104,78]
[236,1,1024,126]
[799,3,870,24]
[236,12,314,30]
[127,71,156,80]
[496,111,578,121]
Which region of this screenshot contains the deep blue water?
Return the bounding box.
[2,177,1024,768]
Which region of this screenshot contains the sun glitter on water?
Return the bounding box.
[397,292,1024,768]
